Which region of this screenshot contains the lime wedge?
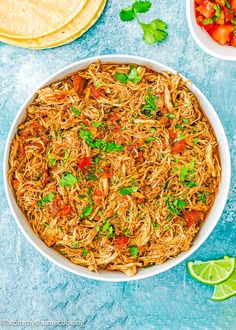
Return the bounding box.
[212,263,236,301]
[187,257,235,285]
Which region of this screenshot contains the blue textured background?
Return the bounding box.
[0,1,235,329]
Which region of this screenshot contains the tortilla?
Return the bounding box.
[0,0,87,39]
[0,0,106,49]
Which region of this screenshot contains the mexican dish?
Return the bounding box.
[8,62,221,276]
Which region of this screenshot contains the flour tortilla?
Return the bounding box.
[0,0,87,39]
[0,0,106,49]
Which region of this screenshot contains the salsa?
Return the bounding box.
[195,0,236,46]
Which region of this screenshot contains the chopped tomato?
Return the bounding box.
[168,130,177,141]
[104,166,113,178]
[12,179,19,190]
[136,198,144,204]
[183,210,200,228]
[203,22,215,31]
[195,0,204,4]
[209,24,235,44]
[137,151,144,162]
[222,7,234,22]
[196,2,215,18]
[114,236,129,249]
[81,112,89,125]
[94,189,103,197]
[78,157,92,170]
[73,75,85,94]
[42,169,50,187]
[20,129,30,138]
[230,0,236,12]
[55,91,68,100]
[171,140,187,154]
[58,204,73,217]
[90,85,101,98]
[230,31,236,46]
[109,112,119,122]
[215,11,225,25]
[215,0,226,6]
[196,14,205,26]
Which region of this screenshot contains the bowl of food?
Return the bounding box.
[186,0,236,60]
[4,54,231,281]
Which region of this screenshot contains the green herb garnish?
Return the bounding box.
[142,93,158,118]
[47,149,56,166]
[119,186,138,195]
[82,249,88,257]
[119,1,168,44]
[71,240,79,249]
[71,106,81,116]
[79,129,124,152]
[164,113,175,119]
[87,173,98,181]
[38,192,55,208]
[129,246,139,257]
[81,205,93,218]
[115,65,141,85]
[60,173,78,188]
[164,196,187,215]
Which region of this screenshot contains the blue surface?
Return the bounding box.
[0,1,236,329]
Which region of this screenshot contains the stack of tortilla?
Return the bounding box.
[0,0,106,49]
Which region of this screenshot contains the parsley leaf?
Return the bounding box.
[132,0,152,13]
[164,196,187,215]
[60,173,78,187]
[119,186,138,195]
[140,19,168,44]
[119,8,135,21]
[82,249,88,257]
[38,192,55,208]
[164,113,175,119]
[198,192,210,205]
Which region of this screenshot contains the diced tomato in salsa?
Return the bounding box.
[73,75,85,94]
[58,204,73,217]
[195,0,236,46]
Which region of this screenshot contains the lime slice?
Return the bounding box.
[212,263,236,301]
[187,257,235,285]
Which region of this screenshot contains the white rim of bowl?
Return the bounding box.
[186,0,236,61]
[3,54,231,281]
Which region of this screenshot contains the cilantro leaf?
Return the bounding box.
[129,246,139,257]
[47,149,56,166]
[140,19,168,44]
[127,66,141,84]
[142,94,158,118]
[87,173,98,181]
[132,0,152,13]
[82,249,88,257]
[81,205,93,218]
[165,196,187,215]
[164,113,175,119]
[115,72,128,84]
[119,186,138,195]
[60,173,78,188]
[38,192,55,208]
[71,240,79,249]
[202,4,221,25]
[71,106,81,116]
[119,8,135,22]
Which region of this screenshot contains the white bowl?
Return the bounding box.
[186,0,236,60]
[3,54,231,282]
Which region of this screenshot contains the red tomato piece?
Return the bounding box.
[230,0,236,12]
[42,169,50,187]
[196,14,205,26]
[209,24,235,45]
[215,0,226,6]
[215,11,225,25]
[73,75,85,94]
[195,0,204,4]
[171,140,187,154]
[81,112,89,125]
[94,189,103,197]
[78,157,92,170]
[196,1,215,18]
[203,22,215,31]
[90,85,101,98]
[58,204,73,217]
[230,31,236,46]
[183,210,200,228]
[109,112,119,122]
[114,236,129,249]
[168,130,177,141]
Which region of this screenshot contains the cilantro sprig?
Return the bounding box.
[115,65,141,85]
[119,1,168,45]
